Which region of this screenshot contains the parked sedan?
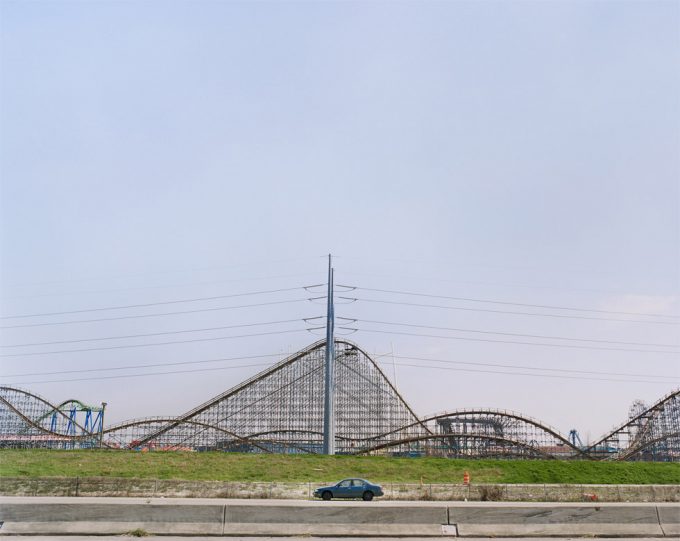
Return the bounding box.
[313,478,384,501]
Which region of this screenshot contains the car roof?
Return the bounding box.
[340,478,369,483]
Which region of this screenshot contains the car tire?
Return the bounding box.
[322,491,332,501]
[362,491,374,501]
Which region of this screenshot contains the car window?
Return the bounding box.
[338,480,351,487]
[351,479,364,487]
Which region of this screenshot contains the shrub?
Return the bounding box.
[479,485,504,501]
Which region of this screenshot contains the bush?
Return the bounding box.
[479,485,504,501]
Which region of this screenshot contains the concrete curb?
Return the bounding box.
[1,498,678,537]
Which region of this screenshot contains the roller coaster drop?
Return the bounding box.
[1,339,679,461]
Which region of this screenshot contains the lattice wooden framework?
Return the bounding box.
[1,341,678,461]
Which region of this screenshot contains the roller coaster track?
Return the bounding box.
[0,386,108,447]
[359,433,559,458]
[584,389,680,460]
[129,339,427,451]
[350,408,586,458]
[1,341,678,460]
[33,398,103,426]
[106,422,337,454]
[617,431,680,461]
[103,417,273,452]
[128,340,329,449]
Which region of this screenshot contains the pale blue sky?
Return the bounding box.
[1,0,678,439]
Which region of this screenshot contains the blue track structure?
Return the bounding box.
[48,400,105,447]
[1,339,678,461]
[569,429,584,448]
[0,389,105,449]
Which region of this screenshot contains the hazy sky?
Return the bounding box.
[1,0,678,442]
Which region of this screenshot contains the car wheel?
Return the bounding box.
[322,491,332,501]
[362,491,374,501]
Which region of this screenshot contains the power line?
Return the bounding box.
[5,350,676,387]
[0,298,309,329]
[378,360,677,385]
[358,319,679,348]
[0,328,311,358]
[348,297,678,325]
[335,254,626,280]
[385,354,678,380]
[0,318,311,348]
[345,285,680,320]
[3,256,321,289]
[0,352,285,378]
[8,359,672,387]
[1,272,322,302]
[350,328,680,355]
[0,285,320,320]
[339,269,624,295]
[2,362,275,386]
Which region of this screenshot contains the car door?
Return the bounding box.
[350,479,365,498]
[335,479,352,497]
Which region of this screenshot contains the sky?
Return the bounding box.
[0,0,678,443]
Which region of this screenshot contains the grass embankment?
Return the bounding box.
[1,450,679,484]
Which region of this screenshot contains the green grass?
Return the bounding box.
[1,450,679,484]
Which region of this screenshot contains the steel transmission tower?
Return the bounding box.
[323,254,335,454]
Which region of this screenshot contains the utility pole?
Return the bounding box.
[323,254,335,455]
[99,402,107,449]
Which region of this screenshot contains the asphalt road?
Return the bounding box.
[3,535,668,541]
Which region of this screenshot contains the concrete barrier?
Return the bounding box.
[0,498,449,536]
[223,504,448,535]
[0,500,224,535]
[449,504,667,537]
[658,505,680,537]
[1,497,678,537]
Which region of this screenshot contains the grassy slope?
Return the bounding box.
[1,450,679,484]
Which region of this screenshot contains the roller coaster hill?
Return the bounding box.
[1,339,679,461]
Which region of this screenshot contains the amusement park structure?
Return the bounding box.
[1,338,679,461]
[2,259,678,460]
